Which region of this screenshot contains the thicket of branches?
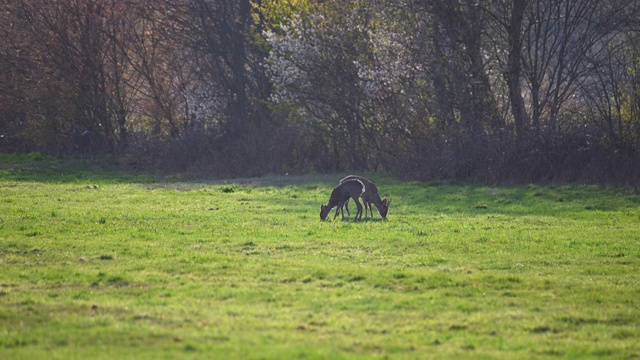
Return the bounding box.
[1,0,639,185]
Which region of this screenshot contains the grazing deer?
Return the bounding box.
[320,179,365,221]
[340,175,391,219]
[65,125,94,155]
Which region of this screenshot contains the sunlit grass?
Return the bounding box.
[1,155,639,359]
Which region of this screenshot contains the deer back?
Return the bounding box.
[340,175,378,198]
[329,179,364,206]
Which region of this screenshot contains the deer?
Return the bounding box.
[339,175,391,219]
[320,179,365,221]
[65,125,94,155]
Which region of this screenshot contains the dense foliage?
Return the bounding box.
[1,0,639,185]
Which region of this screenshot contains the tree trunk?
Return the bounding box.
[506,0,530,146]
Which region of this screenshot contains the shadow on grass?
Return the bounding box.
[0,153,156,184]
[353,217,386,223]
[389,179,639,217]
[0,154,360,188]
[2,154,637,218]
[320,216,385,223]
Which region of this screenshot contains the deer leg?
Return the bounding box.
[353,197,363,220]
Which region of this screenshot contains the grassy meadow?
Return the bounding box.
[1,154,639,359]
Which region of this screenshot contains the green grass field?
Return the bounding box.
[1,154,639,359]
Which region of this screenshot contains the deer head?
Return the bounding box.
[320,204,331,221]
[379,199,391,219]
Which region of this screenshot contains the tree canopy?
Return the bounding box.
[1,0,639,184]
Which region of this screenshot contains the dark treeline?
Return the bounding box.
[1,0,639,186]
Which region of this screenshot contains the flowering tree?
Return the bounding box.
[264,1,426,170]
